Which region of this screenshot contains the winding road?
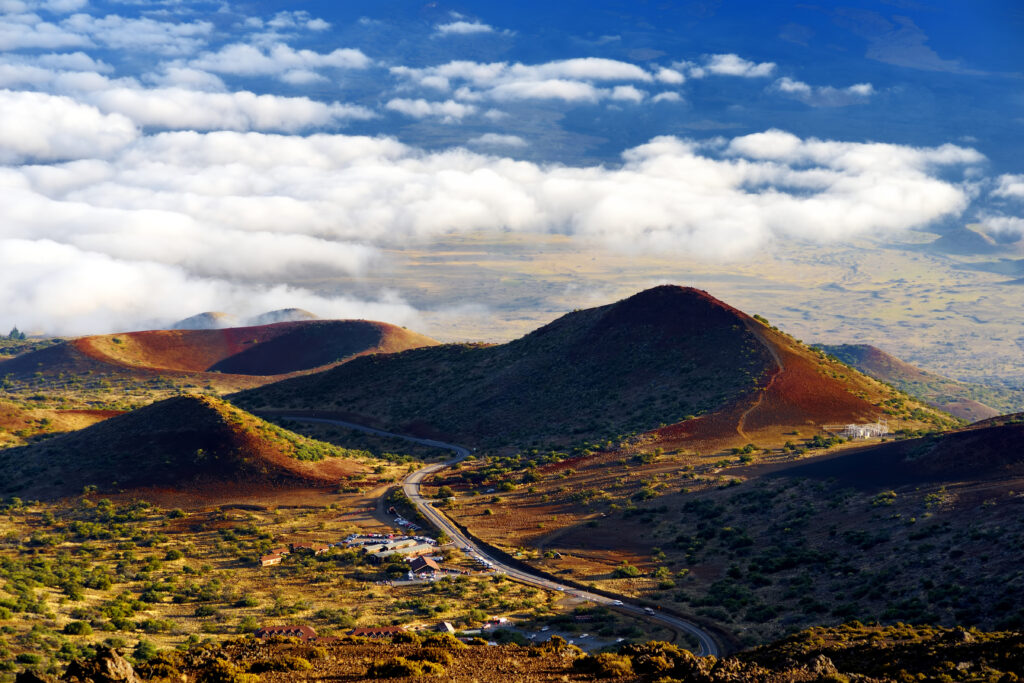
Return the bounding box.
[286,416,721,657]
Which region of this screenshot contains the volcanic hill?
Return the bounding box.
[234,286,952,450]
[1,319,438,394]
[817,343,1023,421]
[171,311,240,330]
[0,395,367,499]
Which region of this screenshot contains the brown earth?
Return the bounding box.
[0,394,369,499]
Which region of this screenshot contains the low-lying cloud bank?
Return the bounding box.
[0,117,984,335]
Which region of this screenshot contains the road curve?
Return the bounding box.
[284,416,720,657]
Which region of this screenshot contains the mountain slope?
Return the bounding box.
[0,320,439,394]
[817,343,1023,421]
[0,395,366,499]
[522,417,1024,643]
[780,412,1024,486]
[235,286,951,449]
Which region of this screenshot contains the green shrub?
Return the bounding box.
[133,639,158,662]
[63,621,93,635]
[612,562,642,578]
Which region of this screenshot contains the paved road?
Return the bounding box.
[286,416,720,657]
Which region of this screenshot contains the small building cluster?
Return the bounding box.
[259,541,331,567]
[341,533,439,562]
[840,420,890,439]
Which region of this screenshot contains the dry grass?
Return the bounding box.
[0,495,667,675]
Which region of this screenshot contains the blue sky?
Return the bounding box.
[1,0,1022,335]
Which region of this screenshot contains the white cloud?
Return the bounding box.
[3,66,374,132]
[34,50,109,71]
[992,174,1024,200]
[652,91,682,103]
[0,126,986,334]
[0,13,90,49]
[189,43,371,79]
[654,67,685,84]
[265,10,330,32]
[773,77,875,106]
[467,133,527,148]
[511,58,651,82]
[41,0,87,12]
[488,78,601,103]
[85,87,376,132]
[61,13,213,55]
[146,65,226,91]
[610,85,646,102]
[391,58,656,104]
[280,68,324,85]
[0,89,137,163]
[0,237,417,336]
[978,214,1024,238]
[386,98,476,121]
[435,20,494,35]
[702,53,776,77]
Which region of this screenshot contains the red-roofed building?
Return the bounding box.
[408,556,441,575]
[349,626,407,638]
[259,553,283,567]
[255,625,318,641]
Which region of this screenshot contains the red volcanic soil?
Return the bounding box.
[0,395,368,500]
[590,285,750,340]
[649,316,886,453]
[1,319,438,386]
[741,323,880,429]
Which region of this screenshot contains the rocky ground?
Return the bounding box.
[15,623,1024,682]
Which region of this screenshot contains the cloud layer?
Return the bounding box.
[0,121,983,333]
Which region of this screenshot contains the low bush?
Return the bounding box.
[573,652,634,678]
[248,655,312,673]
[366,656,445,678]
[63,620,93,635]
[420,632,466,649]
